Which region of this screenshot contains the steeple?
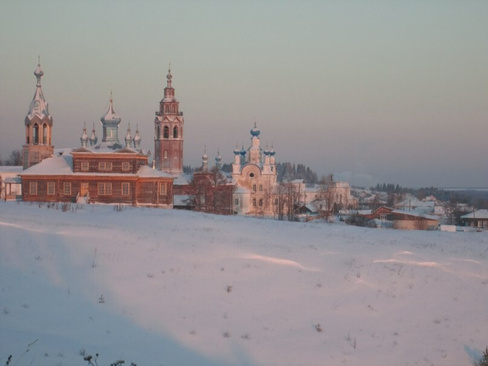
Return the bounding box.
[27,57,52,124]
[23,58,54,169]
[154,65,184,175]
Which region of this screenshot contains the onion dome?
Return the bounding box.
[101,94,121,124]
[125,124,132,148]
[133,124,141,149]
[233,144,241,155]
[269,145,276,156]
[80,123,89,147]
[240,145,246,157]
[250,122,260,137]
[90,123,98,146]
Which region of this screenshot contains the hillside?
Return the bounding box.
[1,202,488,366]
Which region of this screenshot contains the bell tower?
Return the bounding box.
[22,58,54,169]
[154,66,184,175]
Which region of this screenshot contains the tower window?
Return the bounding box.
[163,126,169,139]
[33,124,39,144]
[173,126,178,138]
[43,124,47,144]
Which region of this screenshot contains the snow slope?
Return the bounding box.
[1,202,488,366]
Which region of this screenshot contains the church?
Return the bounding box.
[19,61,174,207]
[14,60,353,218]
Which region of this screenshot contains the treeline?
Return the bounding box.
[0,150,22,166]
[276,163,318,185]
[372,182,488,208]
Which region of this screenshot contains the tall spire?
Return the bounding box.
[27,57,51,122]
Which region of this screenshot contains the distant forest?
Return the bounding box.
[373,182,488,208]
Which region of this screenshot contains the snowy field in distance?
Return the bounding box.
[1,201,488,366]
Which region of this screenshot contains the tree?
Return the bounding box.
[6,150,22,166]
[474,347,488,366]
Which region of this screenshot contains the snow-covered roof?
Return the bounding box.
[19,155,73,176]
[0,166,23,174]
[173,173,192,186]
[461,210,488,220]
[137,165,174,179]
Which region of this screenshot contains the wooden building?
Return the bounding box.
[20,148,174,207]
[361,206,439,230]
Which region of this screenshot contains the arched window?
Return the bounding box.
[42,124,47,144]
[33,124,39,144]
[156,125,161,139]
[173,126,178,138]
[163,126,169,139]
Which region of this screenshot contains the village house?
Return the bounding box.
[460,210,488,229]
[358,206,439,230]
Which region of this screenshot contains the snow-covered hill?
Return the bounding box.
[1,202,487,366]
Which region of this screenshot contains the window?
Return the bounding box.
[163,150,168,159]
[122,182,130,196]
[98,162,112,171]
[163,126,169,139]
[98,182,112,195]
[29,182,37,195]
[173,126,178,138]
[81,161,89,171]
[259,198,263,207]
[249,172,255,178]
[47,182,55,195]
[63,182,71,195]
[252,198,256,207]
[234,198,239,206]
[33,124,39,144]
[43,124,47,144]
[259,184,263,192]
[274,198,279,206]
[159,183,167,195]
[122,162,131,171]
[252,184,256,193]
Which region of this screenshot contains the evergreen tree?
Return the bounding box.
[474,347,488,366]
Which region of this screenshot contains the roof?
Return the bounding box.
[137,165,174,179]
[19,155,73,176]
[461,210,488,220]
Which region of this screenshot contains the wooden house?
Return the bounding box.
[19,148,174,207]
[361,206,439,230]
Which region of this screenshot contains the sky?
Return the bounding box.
[0,0,487,188]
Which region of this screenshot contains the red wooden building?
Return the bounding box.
[20,148,174,207]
